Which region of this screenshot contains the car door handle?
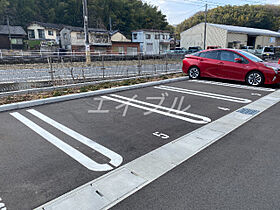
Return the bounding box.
[218,62,224,65]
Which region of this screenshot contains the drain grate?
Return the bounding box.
[237,108,260,115]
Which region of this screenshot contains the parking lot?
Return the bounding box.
[0,78,279,209]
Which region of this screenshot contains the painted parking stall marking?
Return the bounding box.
[154,85,252,103]
[188,79,276,92]
[0,197,7,210]
[102,94,211,124]
[36,89,280,210]
[251,93,262,96]
[218,107,231,111]
[153,132,170,139]
[10,110,123,171]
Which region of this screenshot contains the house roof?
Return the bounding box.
[208,23,280,37]
[63,26,108,33]
[111,31,131,42]
[30,21,63,30]
[109,30,119,36]
[132,29,170,33]
[0,25,26,35]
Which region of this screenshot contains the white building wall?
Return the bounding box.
[180,23,204,49]
[70,31,85,46]
[206,25,228,48]
[180,23,227,49]
[27,24,59,43]
[60,28,72,50]
[111,32,131,42]
[227,33,247,48]
[132,31,170,54]
[255,35,280,47]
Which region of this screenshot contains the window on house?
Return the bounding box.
[146,34,151,39]
[38,29,45,39]
[133,33,138,40]
[116,47,124,54]
[48,30,54,36]
[77,32,85,39]
[155,34,160,39]
[270,37,276,43]
[28,30,35,39]
[11,38,23,45]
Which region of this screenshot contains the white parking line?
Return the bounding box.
[27,109,123,168]
[102,95,211,124]
[36,89,280,210]
[251,93,262,96]
[188,80,276,92]
[10,111,123,171]
[155,85,252,103]
[0,198,6,210]
[218,107,231,111]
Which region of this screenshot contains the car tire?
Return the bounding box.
[188,66,200,79]
[246,71,264,86]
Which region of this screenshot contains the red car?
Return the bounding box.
[182,49,280,86]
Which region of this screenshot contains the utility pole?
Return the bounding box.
[203,4,208,50]
[83,0,91,64]
[6,15,12,50]
[109,17,112,32]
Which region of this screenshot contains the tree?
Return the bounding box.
[0,0,9,16]
[1,0,169,36]
[176,4,280,38]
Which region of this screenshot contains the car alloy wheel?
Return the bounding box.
[188,67,200,79]
[247,72,263,86]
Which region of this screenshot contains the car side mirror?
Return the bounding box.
[234,58,242,63]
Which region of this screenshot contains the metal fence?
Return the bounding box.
[0,53,184,93]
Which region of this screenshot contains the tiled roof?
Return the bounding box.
[63,26,108,33]
[0,25,26,35]
[132,29,170,33]
[30,21,63,30]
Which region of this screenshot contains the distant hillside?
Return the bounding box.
[176,4,280,37]
[0,0,170,37]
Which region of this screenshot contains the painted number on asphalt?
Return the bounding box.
[10,109,123,172]
[153,132,170,139]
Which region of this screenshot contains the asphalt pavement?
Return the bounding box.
[113,101,280,210]
[0,77,278,209]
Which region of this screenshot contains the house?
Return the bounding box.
[0,25,26,49]
[180,23,280,50]
[110,30,140,55]
[132,29,171,54]
[60,26,111,53]
[27,21,62,44]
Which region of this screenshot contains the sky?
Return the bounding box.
[143,0,280,25]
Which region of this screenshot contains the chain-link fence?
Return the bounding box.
[0,53,184,92]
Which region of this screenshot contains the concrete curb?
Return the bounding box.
[0,76,188,113]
